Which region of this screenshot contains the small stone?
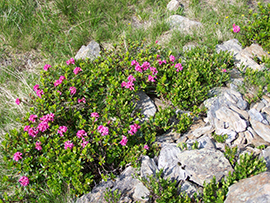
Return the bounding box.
[232,132,247,146]
[260,147,270,171]
[197,135,216,149]
[141,156,158,179]
[132,182,150,202]
[262,106,270,115]
[250,119,270,143]
[253,101,266,112]
[167,15,202,33]
[249,108,265,122]
[167,0,180,11]
[216,39,242,56]
[75,41,101,60]
[229,105,249,120]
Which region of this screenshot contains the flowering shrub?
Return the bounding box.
[1,40,234,201]
[237,2,270,52]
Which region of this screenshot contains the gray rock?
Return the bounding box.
[250,119,270,143]
[192,125,213,138]
[216,39,242,56]
[177,148,233,186]
[225,172,270,203]
[215,106,247,133]
[167,15,202,32]
[141,155,158,179]
[244,127,270,147]
[135,91,157,122]
[180,181,201,198]
[167,0,181,11]
[262,106,270,115]
[249,108,265,123]
[132,182,150,202]
[260,147,270,171]
[76,180,114,203]
[75,41,101,60]
[232,132,247,146]
[197,135,216,149]
[253,101,266,112]
[158,144,189,181]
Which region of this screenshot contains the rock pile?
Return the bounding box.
[74,2,270,201]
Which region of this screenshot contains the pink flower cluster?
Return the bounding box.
[128,123,141,135]
[13,152,23,161]
[29,114,38,122]
[233,24,240,33]
[64,140,74,150]
[119,135,128,146]
[98,125,109,136]
[54,76,66,87]
[221,68,227,73]
[19,176,29,186]
[69,86,76,95]
[43,64,51,71]
[16,98,20,105]
[169,55,175,62]
[175,63,183,72]
[66,58,75,65]
[78,97,86,103]
[33,84,44,98]
[121,74,136,90]
[57,126,68,136]
[73,67,82,75]
[35,141,42,151]
[158,59,167,66]
[25,113,55,137]
[76,129,89,148]
[91,112,99,122]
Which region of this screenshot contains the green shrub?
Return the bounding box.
[237,2,270,52]
[1,40,234,201]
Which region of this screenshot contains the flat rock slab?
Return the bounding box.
[250,119,270,143]
[216,39,242,56]
[167,15,202,32]
[177,148,233,186]
[225,172,270,203]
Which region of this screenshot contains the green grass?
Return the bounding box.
[0,0,270,202]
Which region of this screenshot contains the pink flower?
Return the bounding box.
[144,145,149,150]
[38,121,49,132]
[128,124,141,135]
[69,87,76,95]
[156,55,160,59]
[127,75,136,82]
[57,126,68,136]
[148,75,156,82]
[119,136,128,146]
[155,40,158,44]
[150,67,158,75]
[221,68,227,73]
[59,76,66,82]
[43,64,51,71]
[35,141,42,151]
[24,125,30,132]
[77,129,87,139]
[131,60,138,66]
[91,112,99,122]
[36,89,44,98]
[73,67,82,75]
[40,113,54,122]
[15,98,20,105]
[97,125,109,136]
[169,55,175,62]
[29,114,38,122]
[64,140,74,150]
[19,176,29,186]
[81,140,89,148]
[78,97,86,103]
[66,58,75,65]
[121,81,134,90]
[57,90,62,95]
[33,84,39,92]
[28,127,38,138]
[135,64,142,73]
[233,24,240,33]
[175,63,183,72]
[141,61,150,71]
[13,152,22,161]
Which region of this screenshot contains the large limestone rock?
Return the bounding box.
[225,172,270,203]
[177,148,233,186]
[75,41,101,60]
